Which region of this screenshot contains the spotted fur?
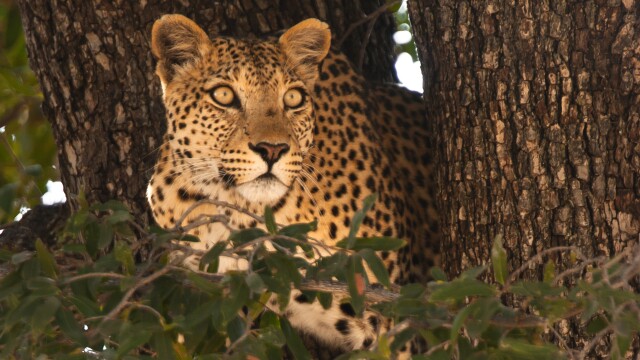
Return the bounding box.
[148,15,439,356]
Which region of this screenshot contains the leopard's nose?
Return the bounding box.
[249,142,290,167]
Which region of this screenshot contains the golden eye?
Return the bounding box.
[284,88,305,108]
[211,86,235,106]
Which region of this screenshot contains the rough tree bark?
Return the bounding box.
[10,2,399,357]
[409,0,639,356]
[14,0,398,237]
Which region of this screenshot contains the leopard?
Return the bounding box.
[147,14,439,357]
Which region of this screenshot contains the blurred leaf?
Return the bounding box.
[246,272,266,293]
[585,315,608,335]
[117,324,153,356]
[114,241,135,275]
[30,296,60,332]
[499,338,562,359]
[359,249,391,288]
[55,306,87,346]
[346,254,365,315]
[543,260,556,284]
[106,210,133,224]
[317,291,332,309]
[387,0,402,13]
[430,278,496,302]
[280,316,311,360]
[0,182,18,214]
[152,331,178,360]
[491,234,507,285]
[229,228,267,246]
[200,241,227,270]
[35,239,57,278]
[277,220,317,239]
[613,333,631,360]
[344,194,377,249]
[264,205,277,234]
[336,236,406,251]
[430,267,448,282]
[11,250,32,265]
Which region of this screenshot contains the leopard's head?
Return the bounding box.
[151,15,330,204]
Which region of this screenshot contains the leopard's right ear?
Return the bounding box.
[151,14,211,85]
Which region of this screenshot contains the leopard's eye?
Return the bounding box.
[284,88,305,109]
[211,86,235,106]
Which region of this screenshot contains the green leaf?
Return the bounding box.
[35,239,57,278]
[346,254,366,315]
[464,297,501,339]
[117,325,153,356]
[336,236,406,251]
[246,272,266,293]
[400,283,426,298]
[277,220,317,239]
[509,281,564,297]
[586,315,608,335]
[491,234,507,285]
[106,210,133,224]
[30,296,60,332]
[229,228,267,245]
[55,306,87,346]
[11,250,32,265]
[186,272,220,295]
[317,291,333,309]
[499,338,562,359]
[151,331,178,360]
[344,194,377,249]
[85,221,114,251]
[280,316,311,360]
[200,241,227,270]
[114,241,135,275]
[430,267,448,282]
[68,295,101,317]
[613,333,632,360]
[90,200,129,212]
[227,315,246,342]
[175,233,200,242]
[450,302,473,344]
[24,164,42,176]
[429,278,497,302]
[458,265,488,280]
[0,183,18,214]
[387,0,403,13]
[543,260,556,284]
[359,249,391,288]
[264,205,277,234]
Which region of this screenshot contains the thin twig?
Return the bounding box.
[506,246,580,287]
[94,265,172,332]
[337,0,402,49]
[60,272,126,285]
[172,265,400,304]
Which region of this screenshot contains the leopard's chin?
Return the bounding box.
[235,175,290,205]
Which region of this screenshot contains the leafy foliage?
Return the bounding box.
[1,198,638,359]
[0,1,58,224]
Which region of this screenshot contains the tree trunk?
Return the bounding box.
[409,0,639,356]
[15,0,398,231]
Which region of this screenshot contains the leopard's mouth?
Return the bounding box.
[235,173,291,204]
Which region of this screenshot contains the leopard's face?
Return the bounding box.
[162,40,315,203]
[154,19,329,205]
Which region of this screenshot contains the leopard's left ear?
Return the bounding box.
[151,14,211,86]
[279,19,331,86]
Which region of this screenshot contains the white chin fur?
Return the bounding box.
[235,177,290,204]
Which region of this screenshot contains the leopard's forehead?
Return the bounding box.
[201,38,293,86]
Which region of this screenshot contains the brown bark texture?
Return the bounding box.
[16,0,398,227]
[409,0,640,356]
